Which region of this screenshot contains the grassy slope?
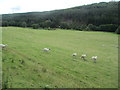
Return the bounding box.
[2,27,118,88]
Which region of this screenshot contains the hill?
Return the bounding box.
[1,1,119,32]
[2,27,118,88]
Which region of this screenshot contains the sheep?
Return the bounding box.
[72,53,77,56]
[80,54,87,61]
[0,44,8,48]
[72,53,77,60]
[42,48,51,52]
[91,56,97,63]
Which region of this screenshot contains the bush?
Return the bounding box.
[82,24,97,31]
[88,24,97,31]
[80,25,87,31]
[40,20,55,28]
[60,22,70,29]
[84,26,91,31]
[115,26,120,34]
[32,24,39,29]
[99,24,118,32]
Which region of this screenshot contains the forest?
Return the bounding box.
[1,1,120,33]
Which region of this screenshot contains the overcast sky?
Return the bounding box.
[0,0,119,14]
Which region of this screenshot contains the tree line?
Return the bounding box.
[1,1,120,34]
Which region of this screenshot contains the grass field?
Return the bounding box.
[2,27,118,88]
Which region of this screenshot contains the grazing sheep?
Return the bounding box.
[42,48,51,52]
[91,56,97,63]
[72,53,77,56]
[0,44,8,48]
[72,53,77,60]
[80,54,87,61]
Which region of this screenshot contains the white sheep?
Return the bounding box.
[72,53,77,56]
[91,56,97,63]
[80,54,87,61]
[42,48,51,52]
[0,44,8,48]
[72,53,77,60]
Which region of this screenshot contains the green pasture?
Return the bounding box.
[2,27,118,88]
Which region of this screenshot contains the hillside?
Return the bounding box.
[1,1,119,32]
[2,27,118,88]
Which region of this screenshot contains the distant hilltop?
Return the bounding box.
[1,1,119,33]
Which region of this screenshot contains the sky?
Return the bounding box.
[0,0,119,14]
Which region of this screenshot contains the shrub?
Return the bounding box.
[84,26,91,31]
[60,22,70,29]
[99,24,118,32]
[80,25,87,31]
[88,24,97,31]
[83,24,97,31]
[32,24,39,29]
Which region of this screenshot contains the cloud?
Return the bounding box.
[0,0,119,14]
[11,6,21,13]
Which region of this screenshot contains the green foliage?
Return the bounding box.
[40,20,53,28]
[21,22,27,27]
[70,23,81,30]
[32,24,39,29]
[99,24,118,32]
[115,26,120,34]
[2,21,9,27]
[8,21,16,26]
[84,26,90,31]
[2,1,118,32]
[80,25,87,31]
[88,24,97,31]
[60,22,70,29]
